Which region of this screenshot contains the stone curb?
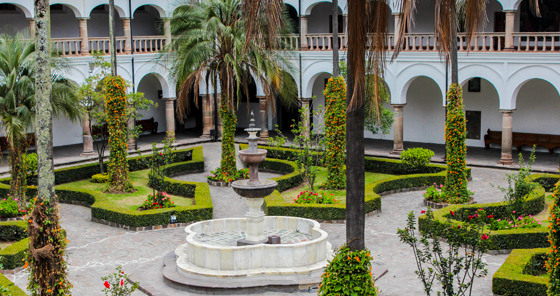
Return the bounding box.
[90,217,190,232]
[0,266,24,275]
[0,216,25,222]
[207,179,231,187]
[316,210,381,224]
[423,199,477,209]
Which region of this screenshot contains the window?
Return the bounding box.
[466,111,481,140]
[468,78,481,92]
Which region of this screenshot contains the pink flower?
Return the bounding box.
[481,234,489,240]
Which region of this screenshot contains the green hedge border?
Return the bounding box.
[0,146,211,271]
[492,248,548,296]
[0,272,27,295]
[420,184,548,251]
[257,151,469,221]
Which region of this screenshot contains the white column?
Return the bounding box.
[201,94,217,139]
[123,18,132,54]
[78,18,89,56]
[505,10,516,50]
[498,110,514,165]
[127,118,136,150]
[164,98,176,139]
[390,104,405,155]
[300,15,308,50]
[164,18,172,46]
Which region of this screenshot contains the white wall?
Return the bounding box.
[51,5,80,38]
[52,117,83,146]
[137,74,166,133]
[462,79,501,147]
[403,76,445,144]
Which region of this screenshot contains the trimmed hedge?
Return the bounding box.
[0,221,27,270]
[530,173,559,192]
[0,273,27,296]
[1,146,195,186]
[492,248,548,296]
[420,185,548,250]
[242,143,472,178]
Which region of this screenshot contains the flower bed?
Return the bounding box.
[492,248,548,296]
[419,185,548,251]
[206,168,249,187]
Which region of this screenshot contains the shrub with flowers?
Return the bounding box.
[293,191,338,205]
[444,84,469,204]
[546,179,560,295]
[141,192,174,210]
[465,208,542,231]
[423,183,445,202]
[318,245,378,296]
[206,168,249,183]
[218,101,238,179]
[0,195,28,218]
[101,266,138,296]
[323,76,346,190]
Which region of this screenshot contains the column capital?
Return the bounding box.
[121,17,132,20]
[256,95,266,99]
[300,15,309,19]
[391,103,406,108]
[503,10,517,13]
[499,109,515,114]
[391,12,404,16]
[77,17,90,21]
[300,97,313,103]
[163,97,177,101]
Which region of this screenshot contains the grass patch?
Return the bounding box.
[63,169,193,211]
[281,168,394,203]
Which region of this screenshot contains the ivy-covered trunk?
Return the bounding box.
[219,101,237,179]
[324,76,346,190]
[444,84,469,204]
[9,139,25,202]
[28,1,72,295]
[547,181,560,295]
[105,76,133,193]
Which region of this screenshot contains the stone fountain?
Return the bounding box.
[232,112,277,245]
[164,112,332,293]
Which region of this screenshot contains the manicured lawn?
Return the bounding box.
[281,167,394,203]
[63,169,193,211]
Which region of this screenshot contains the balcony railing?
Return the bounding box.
[133,36,167,53]
[513,33,560,52]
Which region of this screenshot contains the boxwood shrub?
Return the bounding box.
[492,248,548,296]
[420,185,548,250]
[0,221,27,270]
[529,173,559,192]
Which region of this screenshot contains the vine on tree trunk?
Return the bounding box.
[324,76,346,190]
[27,199,72,296]
[105,76,134,193]
[546,180,560,295]
[219,101,237,178]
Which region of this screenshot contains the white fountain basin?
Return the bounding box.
[175,216,332,277]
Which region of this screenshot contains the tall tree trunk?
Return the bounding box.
[346,0,366,251]
[332,0,339,77]
[109,0,117,76]
[9,140,25,202]
[450,11,458,85]
[30,1,71,295]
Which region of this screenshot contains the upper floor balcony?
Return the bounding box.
[0,0,558,54]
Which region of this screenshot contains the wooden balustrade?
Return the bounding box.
[133,36,167,53]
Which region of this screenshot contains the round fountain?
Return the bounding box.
[164,112,332,293]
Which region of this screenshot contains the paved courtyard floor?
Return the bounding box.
[6,142,521,295]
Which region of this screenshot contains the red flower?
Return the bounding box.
[487,215,494,219]
[450,210,455,216]
[457,225,462,229]
[421,210,426,214]
[159,152,162,156]
[468,215,473,220]
[104,281,110,289]
[481,234,489,240]
[120,279,124,286]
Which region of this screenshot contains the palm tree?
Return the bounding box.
[0,33,82,201]
[166,0,297,178]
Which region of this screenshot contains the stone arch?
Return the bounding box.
[394,63,445,105]
[51,2,83,18]
[302,61,333,98]
[303,0,346,16]
[507,66,560,109]
[459,64,505,99]
[0,2,32,18]
[135,63,175,98]
[132,3,166,18]
[87,3,127,18]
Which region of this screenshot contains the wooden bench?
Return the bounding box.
[136,117,158,134]
[484,129,560,153]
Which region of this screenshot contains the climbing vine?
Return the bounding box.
[105,76,134,193]
[546,180,560,295]
[323,76,346,190]
[219,101,238,179]
[27,199,72,296]
[444,84,469,204]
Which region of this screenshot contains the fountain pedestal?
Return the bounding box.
[238,198,267,245]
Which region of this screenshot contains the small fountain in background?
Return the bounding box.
[232,112,277,245]
[166,112,332,293]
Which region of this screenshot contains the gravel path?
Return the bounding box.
[7,143,516,295]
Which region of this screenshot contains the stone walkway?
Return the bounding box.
[6,143,518,295]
